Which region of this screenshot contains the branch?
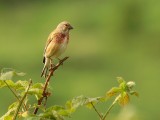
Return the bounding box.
[4,81,27,111]
[33,56,69,114]
[91,102,103,120]
[13,79,32,120]
[102,95,120,120]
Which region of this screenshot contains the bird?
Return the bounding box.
[41,21,73,77]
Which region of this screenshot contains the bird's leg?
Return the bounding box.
[49,58,55,72]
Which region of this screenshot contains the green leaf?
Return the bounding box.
[65,96,85,113]
[0,71,14,80]
[4,115,13,120]
[0,69,25,81]
[65,100,73,112]
[39,106,63,120]
[117,77,125,84]
[43,105,69,118]
[27,88,43,100]
[25,83,44,99]
[21,111,29,118]
[0,80,15,88]
[58,110,70,116]
[119,82,127,91]
[51,110,64,120]
[106,87,121,97]
[0,80,6,88]
[14,72,26,77]
[13,80,29,90]
[45,105,65,112]
[8,101,19,111]
[32,83,43,89]
[84,98,98,109]
[0,109,14,120]
[33,104,46,112]
[84,97,105,109]
[24,115,52,120]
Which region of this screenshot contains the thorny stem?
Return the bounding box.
[13,79,32,120]
[33,57,69,114]
[91,102,103,120]
[102,95,120,120]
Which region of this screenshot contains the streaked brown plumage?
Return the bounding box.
[41,21,73,77]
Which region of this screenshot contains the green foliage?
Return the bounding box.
[0,69,138,120]
[107,77,138,106]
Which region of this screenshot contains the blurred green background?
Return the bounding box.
[0,0,160,120]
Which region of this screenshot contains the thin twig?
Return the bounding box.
[33,57,69,114]
[102,95,120,120]
[4,81,27,111]
[13,80,32,120]
[91,102,103,120]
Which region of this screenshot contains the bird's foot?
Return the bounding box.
[49,64,55,71]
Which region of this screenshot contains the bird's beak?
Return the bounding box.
[69,25,73,30]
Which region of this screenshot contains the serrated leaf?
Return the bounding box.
[84,98,97,109]
[118,92,130,106]
[65,96,85,113]
[106,87,121,97]
[13,80,29,90]
[44,105,70,117]
[46,105,65,112]
[0,68,25,81]
[58,110,70,116]
[84,97,103,109]
[14,72,26,77]
[52,110,64,120]
[39,112,56,119]
[39,106,62,120]
[71,96,85,108]
[31,83,43,89]
[0,71,14,80]
[98,96,108,102]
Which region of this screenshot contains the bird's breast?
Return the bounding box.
[54,36,68,58]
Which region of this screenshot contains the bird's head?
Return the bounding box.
[56,21,73,34]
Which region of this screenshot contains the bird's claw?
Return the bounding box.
[50,64,55,69]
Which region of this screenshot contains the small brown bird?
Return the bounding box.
[41,21,73,77]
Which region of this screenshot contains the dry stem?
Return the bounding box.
[33,57,69,114]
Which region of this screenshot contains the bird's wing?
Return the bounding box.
[43,31,54,56]
[42,31,55,63]
[43,32,63,63]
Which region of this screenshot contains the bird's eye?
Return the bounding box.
[64,24,68,27]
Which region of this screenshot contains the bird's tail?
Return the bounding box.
[41,58,50,77]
